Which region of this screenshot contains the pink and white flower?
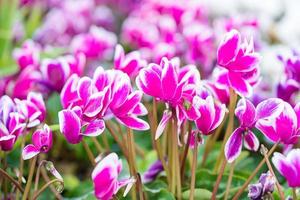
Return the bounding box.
[114,44,146,78]
[13,40,40,70]
[22,124,53,160]
[272,149,300,187]
[216,29,260,97]
[92,153,135,200]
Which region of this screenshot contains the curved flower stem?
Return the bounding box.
[22,156,37,200]
[180,122,192,181]
[106,121,128,159]
[224,161,235,200]
[34,160,47,191]
[92,137,104,154]
[41,167,63,199]
[214,89,237,173]
[32,179,63,200]
[212,159,227,200]
[189,133,198,200]
[232,142,279,200]
[81,140,96,166]
[261,145,285,200]
[0,168,24,193]
[16,135,26,199]
[49,124,60,132]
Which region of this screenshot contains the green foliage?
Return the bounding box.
[182,188,212,200]
[144,180,175,200]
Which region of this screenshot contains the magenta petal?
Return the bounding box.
[22,144,40,160]
[61,74,79,108]
[78,77,93,103]
[0,135,16,151]
[113,91,142,116]
[255,121,279,143]
[155,110,172,140]
[161,58,178,100]
[217,29,240,66]
[132,103,148,116]
[235,98,256,127]
[58,110,82,144]
[225,128,243,163]
[210,103,226,131]
[82,119,105,137]
[136,67,162,98]
[256,98,284,120]
[84,92,104,118]
[243,130,259,151]
[116,116,149,131]
[294,103,300,128]
[228,71,251,97]
[272,152,298,187]
[111,77,131,109]
[114,44,124,69]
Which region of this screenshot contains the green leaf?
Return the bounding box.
[144,180,175,200]
[182,188,212,200]
[46,92,62,124]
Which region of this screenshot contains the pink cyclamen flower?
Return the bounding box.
[15,92,46,128]
[22,124,52,160]
[137,57,200,139]
[225,99,260,163]
[0,96,25,151]
[114,44,146,78]
[256,99,300,145]
[13,40,40,70]
[272,149,300,187]
[217,29,260,97]
[92,153,135,200]
[71,26,117,59]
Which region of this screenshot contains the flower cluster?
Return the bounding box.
[59,67,149,144]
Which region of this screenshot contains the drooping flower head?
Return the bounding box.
[92,153,135,200]
[0,96,25,151]
[272,149,300,187]
[216,29,260,97]
[248,171,275,200]
[22,124,53,160]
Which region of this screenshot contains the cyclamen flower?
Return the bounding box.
[217,29,260,97]
[22,124,52,160]
[15,92,46,128]
[248,171,275,200]
[225,98,284,163]
[92,153,135,200]
[114,44,146,78]
[256,100,300,145]
[185,95,226,135]
[225,99,259,163]
[0,96,25,151]
[71,26,117,59]
[142,159,164,183]
[272,149,300,187]
[13,40,40,70]
[41,53,86,92]
[137,57,200,139]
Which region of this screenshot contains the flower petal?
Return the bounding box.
[256,98,284,120]
[117,116,150,131]
[22,144,40,160]
[155,110,172,140]
[161,57,178,100]
[228,71,252,97]
[225,128,243,163]
[235,98,256,127]
[217,29,240,66]
[84,92,104,118]
[82,119,105,137]
[58,109,82,144]
[244,130,259,151]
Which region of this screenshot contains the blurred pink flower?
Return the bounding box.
[92,153,135,200]
[0,96,25,151]
[13,40,40,70]
[71,26,117,59]
[272,149,300,187]
[22,124,52,160]
[114,44,146,78]
[217,29,260,97]
[15,92,46,128]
